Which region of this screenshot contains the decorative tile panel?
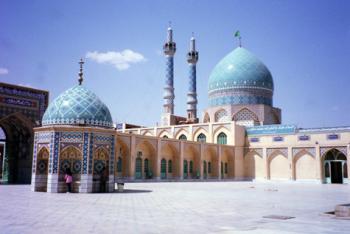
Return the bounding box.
[292,147,316,158]
[52,132,60,173]
[244,148,263,157]
[267,148,288,158]
[32,133,38,174]
[110,135,115,175]
[88,133,94,174]
[320,147,347,157]
[60,132,83,142]
[83,132,88,174]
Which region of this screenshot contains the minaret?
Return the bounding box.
[186,34,199,122]
[162,25,176,115]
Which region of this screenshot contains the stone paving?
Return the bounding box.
[0,182,350,234]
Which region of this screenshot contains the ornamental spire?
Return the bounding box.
[78,58,84,85]
[234,30,242,47]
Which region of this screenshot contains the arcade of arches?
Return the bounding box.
[31,125,350,193]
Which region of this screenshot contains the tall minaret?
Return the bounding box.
[186,34,199,122]
[162,25,176,115]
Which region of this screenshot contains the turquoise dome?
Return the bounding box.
[42,85,113,128]
[208,47,274,107]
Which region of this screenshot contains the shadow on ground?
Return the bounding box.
[114,189,152,193]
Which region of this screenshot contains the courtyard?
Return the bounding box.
[0,182,349,233]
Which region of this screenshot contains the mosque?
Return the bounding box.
[12,27,348,192]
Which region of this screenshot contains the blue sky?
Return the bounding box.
[0,0,349,128]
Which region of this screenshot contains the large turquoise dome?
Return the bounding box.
[42,85,113,128]
[208,47,274,107]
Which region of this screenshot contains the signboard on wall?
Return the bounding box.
[246,124,296,136]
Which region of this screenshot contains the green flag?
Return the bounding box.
[234,30,240,38]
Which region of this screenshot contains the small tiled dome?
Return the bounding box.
[42,85,113,128]
[208,47,274,107]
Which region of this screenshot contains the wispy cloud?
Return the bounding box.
[86,49,146,71]
[0,67,9,75]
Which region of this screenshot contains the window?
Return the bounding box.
[163,135,169,139]
[221,161,224,175]
[197,133,206,143]
[135,157,142,179]
[184,160,188,174]
[217,132,227,145]
[161,159,166,173]
[179,134,187,140]
[208,162,211,174]
[168,160,172,173]
[189,160,193,174]
[117,157,122,172]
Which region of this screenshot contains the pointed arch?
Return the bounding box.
[213,126,230,144]
[214,109,229,122]
[157,129,171,138]
[232,108,259,122]
[142,130,154,136]
[193,127,208,143]
[322,148,347,160]
[293,150,316,180]
[203,112,210,123]
[135,140,156,179]
[268,150,289,180]
[36,147,49,175]
[184,144,200,179]
[116,138,130,177]
[174,128,189,140]
[244,150,264,180]
[160,142,179,179]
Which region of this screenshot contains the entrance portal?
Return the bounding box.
[331,161,343,184]
[323,149,348,184]
[0,82,49,184]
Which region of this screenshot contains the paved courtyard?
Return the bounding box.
[0,182,350,234]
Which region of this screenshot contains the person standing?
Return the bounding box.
[64,168,73,193]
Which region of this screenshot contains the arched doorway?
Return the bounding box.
[184,145,200,179]
[92,147,109,192]
[116,139,130,179]
[323,149,347,184]
[0,83,48,184]
[160,143,179,180]
[35,147,49,191]
[135,141,156,180]
[59,146,83,192]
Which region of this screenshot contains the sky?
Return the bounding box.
[0,0,349,128]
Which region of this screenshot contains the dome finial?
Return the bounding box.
[78,58,84,85]
[234,30,242,47]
